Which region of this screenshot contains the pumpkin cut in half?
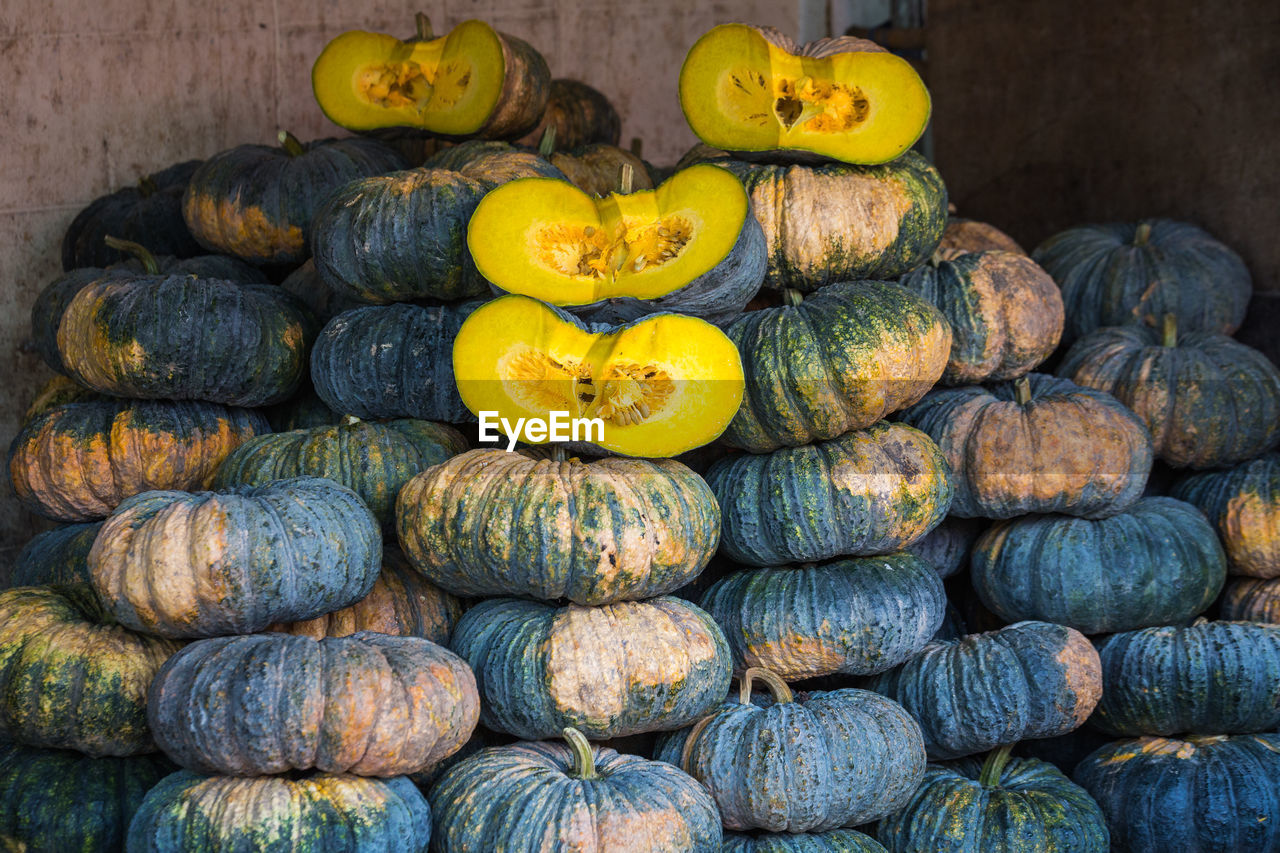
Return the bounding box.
[453,295,744,457]
[467,165,766,325]
[680,24,930,164]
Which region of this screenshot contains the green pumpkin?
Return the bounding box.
[1171,452,1280,577]
[279,259,365,324]
[723,281,950,452]
[706,421,953,566]
[1222,578,1280,623]
[905,516,986,579]
[723,830,888,853]
[10,521,101,587]
[971,497,1226,634]
[262,383,344,432]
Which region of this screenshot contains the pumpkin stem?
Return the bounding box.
[103,236,160,275]
[783,289,805,307]
[1161,313,1178,348]
[562,727,598,780]
[137,175,159,198]
[1013,375,1032,406]
[618,163,634,194]
[629,137,643,158]
[679,714,715,773]
[414,12,434,40]
[538,125,558,158]
[278,130,306,158]
[551,445,568,463]
[739,666,794,705]
[979,744,1015,787]
[1133,222,1152,247]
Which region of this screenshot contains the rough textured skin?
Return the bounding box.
[9,399,268,522]
[698,555,946,679]
[900,252,1063,385]
[0,585,181,756]
[723,830,888,852]
[181,136,406,265]
[89,477,381,639]
[656,687,925,832]
[898,373,1153,519]
[128,770,432,852]
[9,520,101,587]
[1222,578,1280,623]
[450,596,732,739]
[867,621,1103,759]
[1060,326,1280,468]
[311,303,476,423]
[279,259,365,324]
[723,281,951,452]
[1171,452,1280,577]
[1092,621,1280,736]
[515,78,622,148]
[263,384,344,433]
[0,740,174,853]
[214,418,467,526]
[148,632,478,776]
[430,739,721,852]
[971,497,1226,634]
[397,450,720,605]
[474,29,552,139]
[905,515,986,578]
[935,217,1025,259]
[1075,734,1280,853]
[546,144,653,197]
[877,754,1108,853]
[1033,219,1252,346]
[706,421,953,566]
[22,375,104,423]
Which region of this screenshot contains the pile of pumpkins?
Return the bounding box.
[4,13,1280,853]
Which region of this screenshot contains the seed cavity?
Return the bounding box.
[533,216,695,280]
[500,349,674,427]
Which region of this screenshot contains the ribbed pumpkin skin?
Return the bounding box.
[1221,578,1280,622]
[279,259,365,324]
[1171,453,1280,577]
[57,275,311,406]
[148,632,478,776]
[213,418,467,526]
[970,497,1226,634]
[935,217,1025,259]
[397,450,719,605]
[181,137,406,264]
[1033,219,1252,346]
[515,78,623,148]
[9,399,268,523]
[1060,326,1280,468]
[22,375,104,423]
[311,303,474,423]
[128,770,432,853]
[898,373,1153,519]
[429,740,721,853]
[899,252,1064,385]
[698,555,946,679]
[0,585,181,756]
[877,754,1108,853]
[1075,734,1280,853]
[723,281,951,452]
[867,621,1103,760]
[0,740,174,853]
[1092,621,1280,736]
[723,830,888,852]
[10,521,101,587]
[906,516,986,578]
[90,477,381,639]
[450,596,732,739]
[706,421,953,567]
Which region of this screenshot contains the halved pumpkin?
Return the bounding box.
[452,295,744,457]
[679,24,930,164]
[312,17,550,139]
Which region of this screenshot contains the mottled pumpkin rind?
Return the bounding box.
[723,830,888,852]
[1170,452,1280,577]
[10,521,102,587]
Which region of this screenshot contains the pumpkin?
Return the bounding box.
[1032,219,1252,346]
[424,135,655,197]
[312,15,550,139]
[722,281,950,452]
[279,259,365,323]
[453,295,744,457]
[1092,621,1280,736]
[867,620,1103,759]
[934,217,1025,260]
[723,830,888,853]
[658,668,926,832]
[262,383,344,432]
[515,78,622,148]
[213,417,467,526]
[876,745,1109,853]
[128,770,433,852]
[397,450,719,605]
[0,585,181,756]
[269,546,463,643]
[1170,452,1280,576]
[9,399,269,522]
[681,147,947,291]
[429,727,721,852]
[89,477,381,639]
[311,303,475,423]
[706,421,953,566]
[10,521,101,587]
[906,516,986,578]
[679,25,930,165]
[22,375,103,423]
[0,740,174,853]
[1221,578,1280,623]
[466,165,766,326]
[449,596,731,739]
[181,132,406,265]
[898,373,1153,519]
[970,497,1226,634]
[697,554,945,679]
[1075,734,1280,853]
[899,251,1063,385]
[1059,316,1280,468]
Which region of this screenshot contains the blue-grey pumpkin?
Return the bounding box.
[723,830,888,853]
[9,522,101,587]
[1171,452,1280,578]
[905,516,986,578]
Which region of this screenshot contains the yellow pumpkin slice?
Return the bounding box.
[679,24,930,164]
[453,295,744,457]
